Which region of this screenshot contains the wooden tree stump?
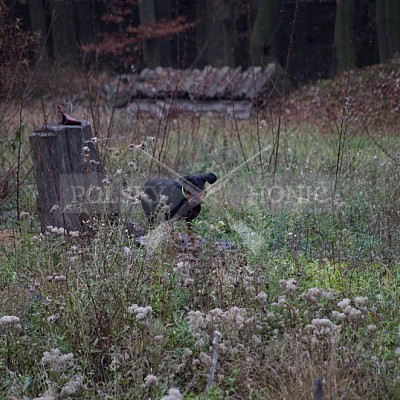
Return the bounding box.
[29,121,118,232]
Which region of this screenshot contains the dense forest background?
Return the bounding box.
[2,0,400,87]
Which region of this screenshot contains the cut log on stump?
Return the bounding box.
[29,121,118,233]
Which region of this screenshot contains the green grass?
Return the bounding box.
[1,101,400,399]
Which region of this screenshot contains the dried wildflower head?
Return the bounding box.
[188,310,206,337]
[312,318,332,328]
[47,314,59,324]
[123,246,134,258]
[337,298,351,309]
[184,277,194,286]
[128,161,138,171]
[55,275,66,282]
[279,278,298,295]
[144,374,158,387]
[256,291,268,305]
[161,388,183,400]
[0,315,21,330]
[60,374,85,397]
[272,295,287,308]
[344,305,362,318]
[331,311,346,321]
[188,306,254,353]
[301,287,333,304]
[252,334,262,345]
[128,304,153,322]
[354,296,368,307]
[20,211,30,220]
[41,348,74,372]
[307,318,339,336]
[192,358,201,366]
[139,191,149,202]
[199,352,212,366]
[47,274,66,283]
[266,311,275,321]
[305,324,316,334]
[32,388,56,400]
[301,287,322,303]
[46,225,67,235]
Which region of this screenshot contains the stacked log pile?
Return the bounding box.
[101,64,286,119]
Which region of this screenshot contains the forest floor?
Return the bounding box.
[268,59,400,132]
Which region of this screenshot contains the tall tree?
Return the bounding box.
[289,3,307,84]
[205,0,225,67]
[196,1,208,67]
[28,0,48,65]
[194,0,236,68]
[376,0,400,63]
[50,0,78,68]
[250,0,282,66]
[376,0,389,62]
[391,0,400,57]
[334,0,356,73]
[75,0,96,65]
[155,0,172,66]
[138,0,161,68]
[222,0,236,66]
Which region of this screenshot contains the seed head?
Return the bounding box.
[144,374,158,387]
[0,315,21,331]
[337,298,351,309]
[161,388,183,400]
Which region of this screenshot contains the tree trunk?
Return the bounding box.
[50,0,78,68]
[289,3,306,85]
[196,1,209,67]
[75,0,96,66]
[376,0,400,62]
[391,0,400,56]
[28,0,49,66]
[155,0,172,67]
[376,0,389,63]
[205,0,225,67]
[29,122,113,232]
[385,0,400,58]
[222,0,236,66]
[139,0,161,68]
[250,0,282,66]
[335,0,356,73]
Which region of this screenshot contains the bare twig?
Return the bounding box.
[364,125,400,167]
[206,330,221,393]
[334,72,352,194]
[16,92,25,227]
[272,0,298,183]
